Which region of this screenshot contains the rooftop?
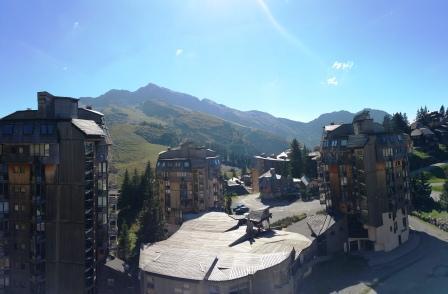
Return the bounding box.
[139,212,311,281]
[72,118,105,137]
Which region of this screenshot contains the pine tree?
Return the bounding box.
[118,223,131,261]
[391,112,410,134]
[118,169,130,211]
[440,105,446,118]
[383,114,393,133]
[289,139,303,178]
[411,173,434,211]
[137,162,165,246]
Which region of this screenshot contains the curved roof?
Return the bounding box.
[139,212,311,281]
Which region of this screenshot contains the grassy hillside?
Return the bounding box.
[109,124,167,183]
[98,103,288,185]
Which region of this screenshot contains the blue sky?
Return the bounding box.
[1,0,447,122]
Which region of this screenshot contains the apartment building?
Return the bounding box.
[155,142,223,231]
[0,92,111,294]
[319,111,411,252]
[107,189,119,257]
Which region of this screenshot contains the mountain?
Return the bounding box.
[80,82,388,174]
[81,82,387,146]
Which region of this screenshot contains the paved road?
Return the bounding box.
[298,216,448,294]
[232,193,324,223]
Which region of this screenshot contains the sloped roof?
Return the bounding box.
[324,124,342,132]
[72,119,105,136]
[306,215,336,237]
[411,128,435,137]
[139,212,311,281]
[347,134,369,148]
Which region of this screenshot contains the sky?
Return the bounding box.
[1,0,447,122]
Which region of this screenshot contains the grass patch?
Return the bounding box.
[412,210,448,220]
[413,148,431,159]
[271,213,307,229]
[432,185,444,192]
[109,124,167,183]
[428,177,446,184]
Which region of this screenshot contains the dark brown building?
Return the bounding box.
[155,142,223,233]
[0,92,111,294]
[319,111,411,252]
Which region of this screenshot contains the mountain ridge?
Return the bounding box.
[80,82,388,147]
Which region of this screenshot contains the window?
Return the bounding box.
[1,125,14,136]
[98,196,107,207]
[30,144,50,157]
[184,161,190,168]
[40,124,54,135]
[13,166,25,174]
[98,213,107,225]
[36,222,45,232]
[0,201,8,213]
[0,276,10,288]
[23,124,34,135]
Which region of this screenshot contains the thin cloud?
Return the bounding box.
[175,49,183,56]
[256,0,320,64]
[326,77,338,86]
[332,61,354,71]
[73,21,79,30]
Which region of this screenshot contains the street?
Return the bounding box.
[233,193,448,293]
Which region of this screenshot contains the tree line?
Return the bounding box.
[117,162,165,269]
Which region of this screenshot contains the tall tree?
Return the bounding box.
[416,106,430,125]
[440,105,446,118]
[411,173,434,211]
[391,112,410,134]
[118,223,132,261]
[137,162,165,246]
[383,114,393,133]
[289,139,303,178]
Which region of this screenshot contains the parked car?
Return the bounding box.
[234,205,249,215]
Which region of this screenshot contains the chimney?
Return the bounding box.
[86,105,93,110]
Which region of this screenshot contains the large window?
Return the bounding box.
[30,144,50,157]
[98,196,107,207]
[0,274,9,288]
[0,201,8,213]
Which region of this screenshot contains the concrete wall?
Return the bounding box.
[140,253,299,294]
[368,209,409,252]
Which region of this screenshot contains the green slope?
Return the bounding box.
[109,124,167,182]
